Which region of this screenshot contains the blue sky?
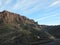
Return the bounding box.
[0,0,60,25]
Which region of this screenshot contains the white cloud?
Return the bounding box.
[0,0,2,6]
[5,0,12,4]
[35,15,57,21]
[13,0,39,10]
[21,0,40,10]
[49,0,60,7]
[13,0,26,9]
[13,0,48,15]
[23,3,46,14]
[21,1,45,14]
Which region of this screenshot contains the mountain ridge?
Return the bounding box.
[0,10,38,25]
[0,10,55,45]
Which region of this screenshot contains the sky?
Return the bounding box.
[0,0,60,25]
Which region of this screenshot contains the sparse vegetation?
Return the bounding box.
[0,11,59,45]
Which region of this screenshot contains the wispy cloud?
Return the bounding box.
[13,0,39,10]
[13,0,47,15]
[49,0,60,7]
[13,0,26,9]
[0,0,2,6]
[35,15,58,21]
[20,0,39,10]
[23,3,47,15]
[23,4,42,14]
[5,0,12,4]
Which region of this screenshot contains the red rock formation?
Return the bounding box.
[0,10,37,25]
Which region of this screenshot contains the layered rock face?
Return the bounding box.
[0,10,36,24]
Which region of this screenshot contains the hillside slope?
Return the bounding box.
[0,10,55,45]
[40,25,60,38]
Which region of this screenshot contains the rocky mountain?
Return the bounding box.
[0,10,36,24]
[0,10,55,45]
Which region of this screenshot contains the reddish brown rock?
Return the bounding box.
[0,10,38,25]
